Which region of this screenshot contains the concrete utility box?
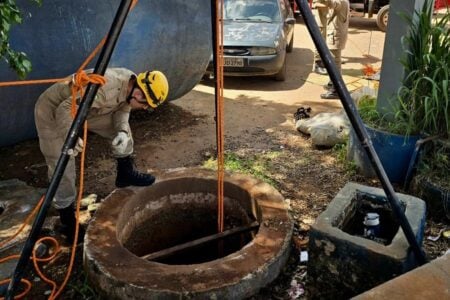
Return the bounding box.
[307,182,426,299]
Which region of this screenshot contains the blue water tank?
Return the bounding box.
[0,0,212,146]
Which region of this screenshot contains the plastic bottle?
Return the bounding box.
[363,212,380,239]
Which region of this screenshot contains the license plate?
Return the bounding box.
[224,57,244,67]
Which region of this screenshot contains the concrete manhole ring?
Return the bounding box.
[84,168,293,299]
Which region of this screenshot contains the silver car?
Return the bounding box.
[207,0,296,81]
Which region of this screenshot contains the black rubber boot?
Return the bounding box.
[57,204,85,244]
[115,156,156,188]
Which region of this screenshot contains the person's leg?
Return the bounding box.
[38,135,77,209]
[323,48,341,90]
[35,94,76,210]
[37,134,83,242]
[331,48,342,73]
[313,52,328,75]
[321,48,342,99]
[35,92,83,243]
[313,9,328,75]
[88,114,155,187]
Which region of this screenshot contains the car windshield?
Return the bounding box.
[223,0,281,23]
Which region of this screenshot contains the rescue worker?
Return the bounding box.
[34,68,169,242]
[312,0,329,75]
[315,0,350,99]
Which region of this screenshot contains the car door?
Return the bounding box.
[280,0,295,46]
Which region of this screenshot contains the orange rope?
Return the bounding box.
[70,71,107,118]
[0,83,94,300]
[31,237,62,298]
[0,195,44,299]
[215,0,225,233]
[0,278,32,300]
[0,1,139,298]
[0,196,44,249]
[48,104,89,300]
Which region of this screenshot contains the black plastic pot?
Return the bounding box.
[416,177,450,221]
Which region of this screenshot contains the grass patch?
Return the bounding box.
[203,151,279,187]
[67,272,97,299]
[357,95,412,135]
[332,142,357,175]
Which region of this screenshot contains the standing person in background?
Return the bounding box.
[312,0,329,75]
[314,0,350,99]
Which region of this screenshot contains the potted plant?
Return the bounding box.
[397,1,450,220]
[348,0,450,186]
[348,93,421,184]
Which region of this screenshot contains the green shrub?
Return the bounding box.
[396,1,450,137]
[0,0,42,78]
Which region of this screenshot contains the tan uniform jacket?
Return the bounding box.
[35,68,134,139]
[325,0,350,50]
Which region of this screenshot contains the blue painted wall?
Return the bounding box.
[0,1,212,146]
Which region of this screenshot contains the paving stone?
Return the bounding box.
[353,252,450,299]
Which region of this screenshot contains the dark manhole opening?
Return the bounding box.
[339,191,404,245]
[120,193,257,265]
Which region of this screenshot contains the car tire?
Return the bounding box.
[376,5,389,32]
[287,33,294,53]
[274,56,286,81]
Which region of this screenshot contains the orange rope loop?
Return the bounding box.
[31,237,62,299]
[0,278,32,300]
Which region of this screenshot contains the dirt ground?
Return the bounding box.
[0,17,448,299]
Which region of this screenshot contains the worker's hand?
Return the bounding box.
[67,138,84,157]
[111,131,131,155]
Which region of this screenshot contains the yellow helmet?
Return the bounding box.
[136,70,169,108]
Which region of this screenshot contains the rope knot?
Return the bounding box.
[72,70,106,88]
[70,71,106,118]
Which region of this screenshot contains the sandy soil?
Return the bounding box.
[0,17,448,299]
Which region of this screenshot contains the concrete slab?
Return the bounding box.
[0,179,44,280]
[353,252,450,299]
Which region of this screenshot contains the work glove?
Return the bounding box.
[67,138,84,157]
[80,193,97,208]
[112,131,131,155]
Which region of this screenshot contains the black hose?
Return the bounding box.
[295,0,427,264]
[5,0,135,298]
